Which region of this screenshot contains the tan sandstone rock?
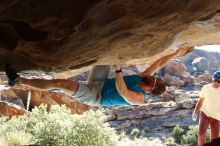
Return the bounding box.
[0,1,219,73]
[1,85,92,115]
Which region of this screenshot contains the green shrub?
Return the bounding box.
[0,104,119,146]
[0,130,33,146]
[165,137,175,144]
[143,126,154,135]
[181,125,198,146]
[181,125,210,146]
[172,125,211,146]
[172,125,185,143]
[130,128,140,139]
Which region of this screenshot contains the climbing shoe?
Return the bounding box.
[5,64,19,86]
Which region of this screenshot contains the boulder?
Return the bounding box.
[163,59,187,77]
[163,74,184,87]
[0,101,27,116]
[162,93,174,102]
[183,74,195,86]
[0,88,25,108]
[180,49,220,75]
[166,86,177,95]
[1,85,92,114]
[192,57,209,72]
[197,72,212,83]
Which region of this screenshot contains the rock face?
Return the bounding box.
[105,99,198,137]
[0,1,220,72]
[0,85,92,116]
[0,101,27,116]
[0,88,25,108]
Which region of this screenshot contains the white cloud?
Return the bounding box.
[195,45,220,52]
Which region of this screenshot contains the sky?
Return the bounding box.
[195,45,220,52]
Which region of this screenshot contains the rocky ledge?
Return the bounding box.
[105,99,198,137]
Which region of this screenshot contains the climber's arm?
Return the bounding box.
[114,65,144,104]
[139,47,194,76]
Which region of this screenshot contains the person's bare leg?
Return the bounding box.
[15,77,79,96]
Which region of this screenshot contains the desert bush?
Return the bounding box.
[0,104,118,146]
[129,128,140,140]
[0,130,33,146]
[165,137,175,144]
[172,125,185,143]
[181,125,210,146]
[181,125,199,146]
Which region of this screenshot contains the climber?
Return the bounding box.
[192,71,220,146]
[5,47,193,106]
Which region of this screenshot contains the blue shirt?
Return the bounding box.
[101,75,149,106]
